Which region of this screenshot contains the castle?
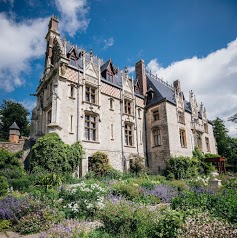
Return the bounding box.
[31,17,217,175]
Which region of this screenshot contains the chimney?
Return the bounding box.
[173,79,181,94]
[48,16,59,34]
[135,59,147,96]
[9,122,20,143]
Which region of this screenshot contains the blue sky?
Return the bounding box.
[0,0,237,136]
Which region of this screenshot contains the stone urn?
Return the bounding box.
[209,171,222,189]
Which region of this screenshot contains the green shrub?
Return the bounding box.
[129,154,146,175]
[172,188,237,224]
[104,168,123,180]
[0,220,11,231]
[98,202,184,238]
[30,133,83,174]
[0,176,9,196]
[9,177,31,191]
[168,180,189,191]
[112,183,141,200]
[166,156,198,179]
[88,151,111,177]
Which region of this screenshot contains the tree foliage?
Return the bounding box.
[88,151,111,176]
[129,154,146,175]
[0,100,30,139]
[212,117,237,171]
[30,133,83,174]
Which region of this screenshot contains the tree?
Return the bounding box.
[0,100,30,139]
[30,132,83,174]
[228,113,237,123]
[212,117,229,157]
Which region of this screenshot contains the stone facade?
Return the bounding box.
[31,17,217,175]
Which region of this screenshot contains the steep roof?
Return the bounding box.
[146,73,192,113]
[9,122,20,130]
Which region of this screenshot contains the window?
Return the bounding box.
[124,100,132,115]
[153,128,161,146]
[138,108,142,119]
[70,85,75,98]
[109,98,114,110]
[125,123,133,146]
[205,137,210,151]
[111,124,114,140]
[179,129,187,147]
[204,123,208,133]
[85,85,96,104]
[84,114,97,141]
[178,111,185,124]
[47,110,52,124]
[197,133,202,150]
[153,109,160,121]
[107,71,113,82]
[70,57,76,66]
[70,115,73,133]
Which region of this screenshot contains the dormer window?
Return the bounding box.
[70,57,76,66]
[107,71,114,82]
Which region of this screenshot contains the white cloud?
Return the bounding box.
[103,37,114,49]
[127,66,135,74]
[20,99,36,113]
[55,0,90,36]
[146,39,237,137]
[0,13,48,92]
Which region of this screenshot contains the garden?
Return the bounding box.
[0,133,237,237]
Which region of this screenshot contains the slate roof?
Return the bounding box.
[9,122,20,130]
[146,74,192,113]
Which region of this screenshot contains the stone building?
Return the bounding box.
[31,17,217,175]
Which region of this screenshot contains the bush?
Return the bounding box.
[0,195,42,224]
[112,183,141,200]
[9,177,32,191]
[129,154,146,175]
[30,133,83,174]
[88,151,111,177]
[104,168,123,180]
[98,201,184,238]
[15,207,64,234]
[0,219,11,231]
[171,188,237,224]
[0,176,9,196]
[60,181,107,219]
[166,156,198,179]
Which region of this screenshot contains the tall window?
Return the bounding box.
[153,109,160,121]
[205,137,210,151]
[138,108,142,119]
[178,111,185,124]
[70,57,76,66]
[70,115,73,133]
[153,128,161,146]
[109,98,114,110]
[179,129,187,148]
[125,123,133,146]
[70,85,75,98]
[111,124,114,140]
[124,100,132,115]
[204,123,208,133]
[47,110,52,124]
[84,114,97,141]
[197,133,202,150]
[85,85,96,104]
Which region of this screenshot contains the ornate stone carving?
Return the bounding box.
[60,62,67,76]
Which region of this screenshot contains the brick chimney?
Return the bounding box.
[135,59,147,96]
